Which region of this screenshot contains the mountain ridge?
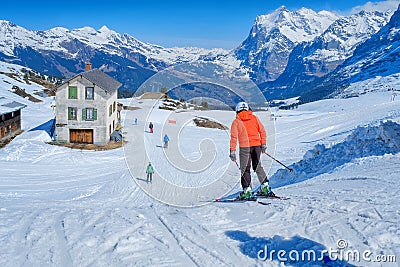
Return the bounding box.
[0,2,399,100]
[0,19,229,95]
[233,6,339,83]
[260,8,395,99]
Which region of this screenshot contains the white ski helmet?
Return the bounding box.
[235,101,249,113]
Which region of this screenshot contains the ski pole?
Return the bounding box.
[263,152,293,172]
[234,160,240,170]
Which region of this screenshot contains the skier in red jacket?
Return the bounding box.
[229,101,273,200]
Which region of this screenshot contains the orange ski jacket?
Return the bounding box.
[230,110,266,150]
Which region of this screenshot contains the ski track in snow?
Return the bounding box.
[0,91,399,266]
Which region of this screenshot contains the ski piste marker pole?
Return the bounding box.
[263,152,293,172]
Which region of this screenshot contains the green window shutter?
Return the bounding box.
[82,108,86,121]
[93,109,97,120]
[69,86,77,99]
[68,107,77,120]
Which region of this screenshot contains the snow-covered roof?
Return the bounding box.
[0,96,26,115]
[57,69,122,95]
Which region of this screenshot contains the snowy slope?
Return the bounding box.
[0,61,49,94]
[1,81,399,266]
[0,61,56,130]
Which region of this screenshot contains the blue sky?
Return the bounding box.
[1,0,398,49]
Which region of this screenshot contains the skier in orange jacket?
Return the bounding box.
[229,101,273,200]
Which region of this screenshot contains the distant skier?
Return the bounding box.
[163,134,170,148]
[134,118,138,125]
[149,122,154,133]
[391,92,397,102]
[146,162,154,183]
[229,101,273,200]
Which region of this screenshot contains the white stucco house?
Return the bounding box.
[55,63,122,145]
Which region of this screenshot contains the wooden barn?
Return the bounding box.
[0,97,26,142]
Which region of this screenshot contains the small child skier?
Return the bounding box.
[146,162,154,183]
[149,122,154,133]
[163,134,170,148]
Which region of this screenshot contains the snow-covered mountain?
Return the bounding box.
[234,6,339,83]
[0,20,228,94]
[0,2,399,102]
[333,4,400,96]
[0,21,227,66]
[263,9,394,99]
[300,4,400,101]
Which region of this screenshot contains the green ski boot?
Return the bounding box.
[237,187,253,200]
[257,182,275,197]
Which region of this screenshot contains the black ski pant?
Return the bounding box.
[239,146,267,189]
[147,173,153,182]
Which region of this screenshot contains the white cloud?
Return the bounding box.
[350,0,399,14]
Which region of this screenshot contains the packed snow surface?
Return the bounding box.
[0,88,399,266]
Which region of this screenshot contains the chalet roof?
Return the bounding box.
[56,69,122,95]
[0,97,26,115]
[80,69,122,94]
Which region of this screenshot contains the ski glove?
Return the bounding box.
[261,144,267,153]
[229,150,236,162]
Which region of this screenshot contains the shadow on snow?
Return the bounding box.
[226,230,357,266]
[29,118,56,139]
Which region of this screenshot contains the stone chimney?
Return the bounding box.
[85,61,92,71]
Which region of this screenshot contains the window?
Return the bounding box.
[113,101,116,112]
[86,87,94,99]
[68,107,77,120]
[109,105,113,116]
[68,86,77,99]
[86,108,94,121]
[82,108,97,121]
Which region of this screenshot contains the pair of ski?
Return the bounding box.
[215,194,290,205]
